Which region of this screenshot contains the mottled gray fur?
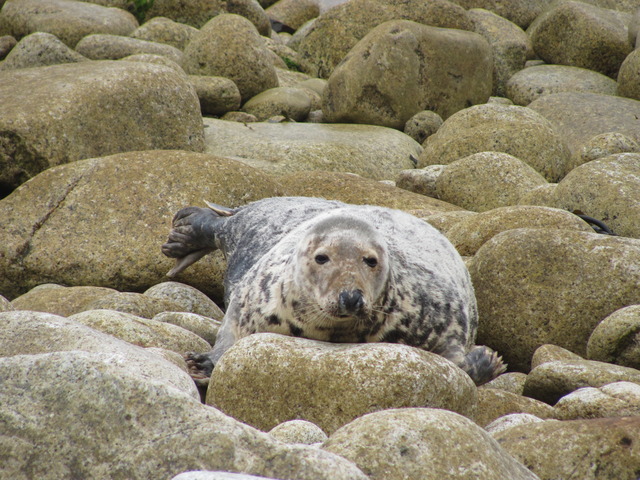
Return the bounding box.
[162,197,505,385]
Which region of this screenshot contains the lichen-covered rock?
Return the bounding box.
[208,334,477,434]
[0,34,17,59]
[493,416,640,480]
[145,282,224,320]
[0,310,199,398]
[183,14,278,101]
[527,1,632,78]
[202,118,419,180]
[447,0,555,28]
[528,92,640,159]
[295,0,473,78]
[0,294,15,312]
[188,75,242,116]
[546,153,640,239]
[323,408,540,480]
[617,48,640,100]
[0,0,138,48]
[322,20,492,128]
[574,132,640,168]
[433,152,549,212]
[75,34,184,64]
[0,350,368,480]
[265,0,319,30]
[506,64,618,106]
[485,413,549,435]
[68,309,211,353]
[10,284,117,316]
[531,344,584,369]
[0,61,204,193]
[131,16,199,50]
[82,292,179,319]
[0,31,87,70]
[445,206,592,256]
[483,372,528,395]
[474,388,556,427]
[418,103,571,182]
[553,381,640,420]
[469,229,640,371]
[153,312,222,346]
[587,305,640,369]
[403,110,443,144]
[242,86,312,121]
[120,53,188,77]
[468,8,531,97]
[0,151,283,300]
[395,165,445,197]
[269,420,328,445]
[523,359,640,405]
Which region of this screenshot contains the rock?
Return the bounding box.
[483,372,528,395]
[403,110,443,144]
[0,310,199,398]
[574,132,640,168]
[173,473,283,480]
[446,0,555,29]
[468,8,531,97]
[0,350,368,480]
[323,408,540,480]
[265,0,320,30]
[146,0,271,35]
[433,152,549,212]
[0,34,17,59]
[0,151,283,300]
[269,420,328,445]
[444,205,592,255]
[528,92,640,160]
[208,333,477,434]
[531,344,584,369]
[322,20,492,128]
[131,16,199,50]
[617,48,640,100]
[0,294,15,312]
[396,165,444,197]
[153,312,222,346]
[295,0,474,78]
[68,309,211,353]
[418,103,571,182]
[120,53,188,77]
[183,14,278,101]
[188,75,242,116]
[516,183,558,206]
[0,61,204,194]
[82,292,179,318]
[506,64,618,106]
[545,153,640,238]
[0,32,87,70]
[277,171,460,212]
[11,284,117,316]
[523,359,640,405]
[493,416,640,480]
[474,388,556,427]
[242,86,312,121]
[221,111,258,122]
[485,413,548,435]
[75,33,184,64]
[202,118,419,180]
[554,381,640,420]
[144,282,224,319]
[0,0,138,48]
[421,210,476,235]
[527,1,632,78]
[587,305,640,369]
[469,229,640,371]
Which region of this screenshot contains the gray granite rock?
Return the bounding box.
[0,31,87,70]
[587,305,640,369]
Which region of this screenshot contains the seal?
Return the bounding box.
[162,197,505,386]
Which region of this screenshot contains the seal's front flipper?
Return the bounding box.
[161,205,231,276]
[185,351,215,387]
[461,345,507,386]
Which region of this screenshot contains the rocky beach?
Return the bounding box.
[1,0,640,479]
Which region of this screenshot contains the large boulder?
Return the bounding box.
[446,0,555,28]
[0,61,204,195]
[418,103,571,182]
[202,118,419,180]
[295,0,473,78]
[183,14,278,101]
[0,0,138,48]
[323,408,539,480]
[469,229,640,371]
[322,20,492,128]
[75,33,184,64]
[617,48,640,100]
[130,16,199,50]
[0,31,87,71]
[587,305,640,369]
[0,350,368,480]
[208,334,477,434]
[0,150,283,300]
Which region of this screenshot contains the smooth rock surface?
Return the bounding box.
[75,34,184,64]
[268,420,328,445]
[145,282,224,320]
[208,334,477,434]
[188,75,242,116]
[242,86,312,121]
[587,305,640,369]
[553,381,640,420]
[474,387,556,427]
[0,31,87,70]
[11,284,117,316]
[153,312,221,346]
[617,48,640,100]
[131,16,199,50]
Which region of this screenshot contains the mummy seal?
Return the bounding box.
[162,197,506,386]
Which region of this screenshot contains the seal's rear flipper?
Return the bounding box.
[461,346,507,386]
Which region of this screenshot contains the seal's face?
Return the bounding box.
[293,216,390,325]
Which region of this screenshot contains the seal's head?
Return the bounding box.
[293,214,390,323]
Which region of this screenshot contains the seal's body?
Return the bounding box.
[162,197,505,385]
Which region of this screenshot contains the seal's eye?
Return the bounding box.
[364,257,378,268]
[315,254,330,265]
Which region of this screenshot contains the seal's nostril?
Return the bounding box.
[339,290,364,313]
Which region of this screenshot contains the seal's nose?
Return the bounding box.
[338,289,364,315]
